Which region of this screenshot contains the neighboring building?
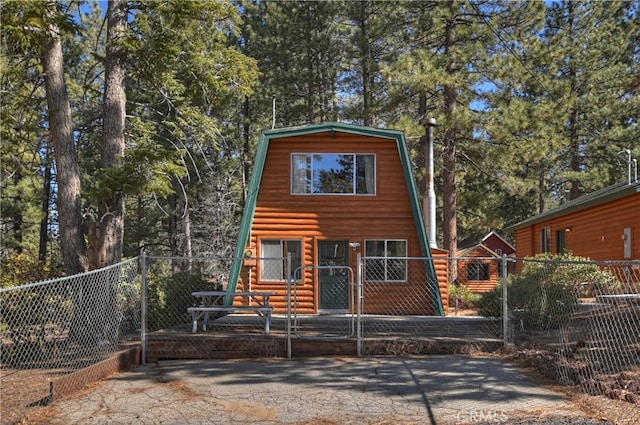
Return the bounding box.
[506,181,640,261]
[228,122,445,316]
[477,230,516,257]
[455,231,515,293]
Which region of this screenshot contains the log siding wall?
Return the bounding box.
[514,193,639,261]
[239,132,440,315]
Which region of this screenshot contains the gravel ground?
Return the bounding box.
[17,356,620,425]
[470,419,609,425]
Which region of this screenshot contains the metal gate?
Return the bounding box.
[289,265,358,338]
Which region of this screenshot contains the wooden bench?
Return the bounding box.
[189,291,276,333]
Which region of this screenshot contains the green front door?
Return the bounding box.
[318,241,350,310]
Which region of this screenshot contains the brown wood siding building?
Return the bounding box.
[432,248,450,310]
[455,232,514,294]
[230,123,445,316]
[508,182,640,261]
[456,249,501,293]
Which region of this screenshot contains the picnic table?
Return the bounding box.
[188,291,276,333]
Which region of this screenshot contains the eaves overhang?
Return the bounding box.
[505,181,640,232]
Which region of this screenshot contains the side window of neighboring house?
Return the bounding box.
[556,230,566,254]
[467,262,490,281]
[260,239,302,281]
[540,227,551,253]
[364,239,407,282]
[623,227,632,259]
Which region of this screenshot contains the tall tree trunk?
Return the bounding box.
[39,145,52,261]
[443,0,458,281]
[41,0,87,275]
[168,192,180,272]
[181,202,193,271]
[92,0,127,269]
[566,1,582,201]
[538,174,546,213]
[12,171,23,252]
[242,96,251,203]
[359,1,372,127]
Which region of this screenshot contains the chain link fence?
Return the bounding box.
[496,257,640,423]
[143,255,286,361]
[361,257,504,355]
[4,253,639,423]
[0,258,140,424]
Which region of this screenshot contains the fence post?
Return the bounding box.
[140,251,148,365]
[356,253,362,357]
[286,252,292,360]
[501,254,511,346]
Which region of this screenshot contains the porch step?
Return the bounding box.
[146,337,286,362]
[146,336,501,361]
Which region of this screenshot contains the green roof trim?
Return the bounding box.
[505,181,640,232]
[228,122,444,316]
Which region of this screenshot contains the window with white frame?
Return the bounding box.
[260,239,302,281]
[364,239,407,282]
[467,262,490,281]
[291,153,375,195]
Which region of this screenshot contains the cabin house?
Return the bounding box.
[228,122,445,316]
[455,231,515,293]
[506,181,640,261]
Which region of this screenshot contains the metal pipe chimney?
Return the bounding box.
[422,117,437,249]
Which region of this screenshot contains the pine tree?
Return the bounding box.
[40,0,88,274]
[482,0,640,222]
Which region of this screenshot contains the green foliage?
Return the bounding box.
[91,147,186,204]
[0,284,73,365]
[146,268,222,331]
[0,253,64,288]
[478,253,620,329]
[448,283,480,309]
[2,0,639,273]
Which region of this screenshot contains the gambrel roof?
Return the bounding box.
[228,122,443,315]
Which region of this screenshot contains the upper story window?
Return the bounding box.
[291,153,376,195]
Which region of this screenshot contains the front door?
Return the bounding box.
[318,240,350,311]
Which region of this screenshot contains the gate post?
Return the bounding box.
[140,251,147,364]
[501,254,511,346]
[286,252,292,360]
[357,253,362,356]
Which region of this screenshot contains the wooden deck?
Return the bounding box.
[145,315,503,361]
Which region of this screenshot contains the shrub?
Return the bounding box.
[0,252,64,288]
[478,253,619,330]
[448,283,480,309]
[477,286,502,318]
[147,269,221,331]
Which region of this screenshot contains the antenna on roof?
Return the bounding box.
[618,149,635,185]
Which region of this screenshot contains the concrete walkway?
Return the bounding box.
[22,356,600,425]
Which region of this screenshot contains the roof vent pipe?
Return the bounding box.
[422,117,438,249]
[272,95,276,129]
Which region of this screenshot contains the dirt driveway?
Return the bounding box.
[19,355,614,424]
